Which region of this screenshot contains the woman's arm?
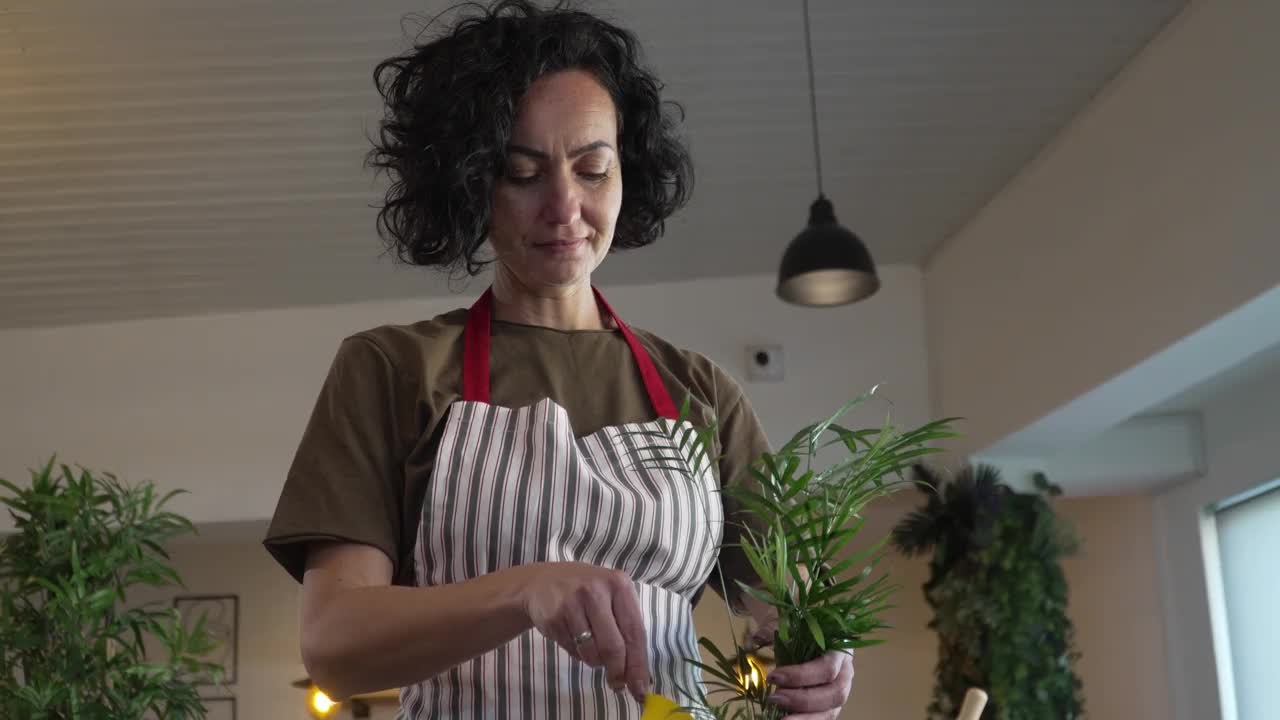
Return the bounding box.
[300,542,527,699]
[299,542,650,702]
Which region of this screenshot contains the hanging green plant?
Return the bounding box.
[627,388,959,719]
[891,464,1085,720]
[0,458,222,720]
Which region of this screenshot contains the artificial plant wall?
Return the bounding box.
[891,464,1084,720]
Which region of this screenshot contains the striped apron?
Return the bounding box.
[397,287,723,719]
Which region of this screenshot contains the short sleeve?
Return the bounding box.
[705,369,773,614]
[264,335,414,583]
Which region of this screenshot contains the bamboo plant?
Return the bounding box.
[0,458,222,719]
[626,388,959,719]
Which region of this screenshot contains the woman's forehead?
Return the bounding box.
[510,70,618,147]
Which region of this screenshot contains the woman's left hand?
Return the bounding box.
[765,650,854,720]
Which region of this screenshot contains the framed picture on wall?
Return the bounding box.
[174,594,239,685]
[201,695,237,720]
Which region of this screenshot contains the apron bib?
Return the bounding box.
[397,288,724,720]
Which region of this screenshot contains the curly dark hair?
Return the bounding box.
[366,0,693,273]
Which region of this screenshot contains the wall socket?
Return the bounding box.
[745,344,784,382]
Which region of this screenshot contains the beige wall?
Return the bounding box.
[1059,496,1171,720]
[924,0,1280,457]
[836,494,1170,720]
[151,492,1166,719]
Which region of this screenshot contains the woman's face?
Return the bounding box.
[489,69,622,294]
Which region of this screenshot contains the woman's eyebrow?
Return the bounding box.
[506,140,615,159]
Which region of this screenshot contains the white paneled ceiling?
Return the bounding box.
[0,0,1185,329]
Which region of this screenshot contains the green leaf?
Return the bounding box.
[735,582,781,609]
[87,588,117,614]
[804,614,827,651]
[773,529,788,590]
[737,539,776,598]
[0,459,211,717]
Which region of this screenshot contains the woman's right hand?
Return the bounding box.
[515,562,650,702]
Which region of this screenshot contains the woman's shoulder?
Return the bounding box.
[334,308,469,381]
[628,327,749,416]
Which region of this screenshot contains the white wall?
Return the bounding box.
[1154,357,1280,720]
[923,0,1280,459]
[0,268,932,529]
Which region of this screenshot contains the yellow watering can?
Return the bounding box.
[641,693,694,720]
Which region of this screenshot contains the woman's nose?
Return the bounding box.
[541,169,582,226]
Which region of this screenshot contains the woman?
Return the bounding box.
[264,2,854,718]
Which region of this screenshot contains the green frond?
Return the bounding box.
[609,389,959,718]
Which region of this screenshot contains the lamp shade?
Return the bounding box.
[776,195,880,307]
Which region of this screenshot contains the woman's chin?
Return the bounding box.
[524,259,594,290]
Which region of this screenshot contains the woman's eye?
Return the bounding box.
[503,168,609,185]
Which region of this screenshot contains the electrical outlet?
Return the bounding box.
[745,344,784,382]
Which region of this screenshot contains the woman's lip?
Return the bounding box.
[533,238,586,248]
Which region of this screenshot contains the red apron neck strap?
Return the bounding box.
[590,287,679,420]
[462,286,678,420]
[462,287,495,404]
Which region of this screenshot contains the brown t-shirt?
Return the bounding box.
[264,308,771,610]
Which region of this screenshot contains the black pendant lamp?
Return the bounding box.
[776,0,880,307]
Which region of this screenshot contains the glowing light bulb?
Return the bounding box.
[735,653,767,692]
[309,687,338,717]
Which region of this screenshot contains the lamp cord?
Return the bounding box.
[803,0,823,197]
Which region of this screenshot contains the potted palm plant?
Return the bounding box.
[0,458,223,719]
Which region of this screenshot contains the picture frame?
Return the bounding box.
[200,695,237,720]
[173,594,239,685]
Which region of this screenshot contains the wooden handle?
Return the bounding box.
[955,688,989,720]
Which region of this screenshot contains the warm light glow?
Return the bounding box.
[735,653,767,692]
[308,687,338,717]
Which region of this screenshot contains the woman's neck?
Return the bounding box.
[490,270,609,331]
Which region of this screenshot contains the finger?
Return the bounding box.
[611,576,650,702]
[767,682,846,714]
[770,651,845,688]
[565,613,599,666]
[544,617,572,657]
[582,585,629,691]
[778,711,840,720]
[770,655,854,716]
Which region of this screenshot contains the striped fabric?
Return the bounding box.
[398,397,724,719]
